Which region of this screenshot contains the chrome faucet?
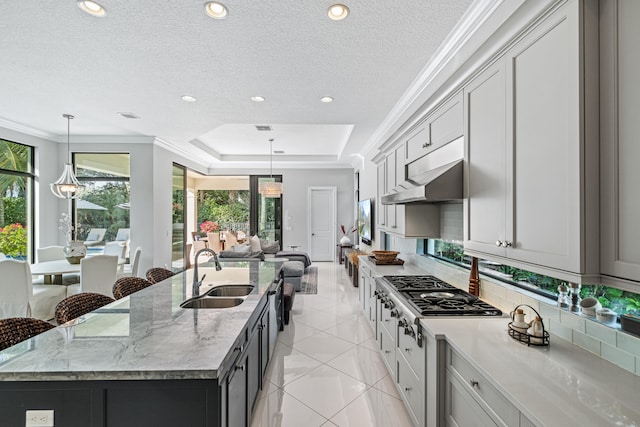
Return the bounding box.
[193,248,222,295]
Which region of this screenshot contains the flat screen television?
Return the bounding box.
[358,198,373,246]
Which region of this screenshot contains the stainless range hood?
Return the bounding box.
[382,137,463,205]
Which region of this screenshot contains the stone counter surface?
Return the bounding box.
[0,261,282,382]
[360,256,640,426]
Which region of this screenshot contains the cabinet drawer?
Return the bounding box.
[448,347,519,426]
[379,306,397,342]
[446,372,497,427]
[397,349,425,426]
[379,325,396,375]
[405,124,430,162]
[397,327,424,382]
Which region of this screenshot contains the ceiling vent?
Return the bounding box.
[255,125,272,131]
[117,112,141,119]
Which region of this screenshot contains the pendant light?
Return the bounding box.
[50,114,83,199]
[258,138,283,198]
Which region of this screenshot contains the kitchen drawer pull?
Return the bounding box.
[384,318,390,322]
[495,240,503,247]
[421,142,431,149]
[502,241,512,248]
[469,379,479,388]
[236,365,245,372]
[384,350,391,354]
[404,348,411,352]
[404,387,412,392]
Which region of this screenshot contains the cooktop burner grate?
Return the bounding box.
[381,275,502,316]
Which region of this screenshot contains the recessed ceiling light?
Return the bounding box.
[251,96,265,102]
[205,2,228,19]
[320,96,334,103]
[117,112,141,119]
[328,4,349,20]
[77,1,107,17]
[181,95,197,102]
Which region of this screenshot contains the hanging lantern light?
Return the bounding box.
[50,114,83,199]
[258,138,283,198]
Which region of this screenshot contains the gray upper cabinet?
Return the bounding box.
[464,59,506,259]
[464,0,599,280]
[376,162,386,229]
[600,0,640,287]
[405,92,463,165]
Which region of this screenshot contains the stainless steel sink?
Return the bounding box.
[206,285,255,297]
[180,297,245,309]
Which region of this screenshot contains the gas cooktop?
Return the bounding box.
[381,275,502,316]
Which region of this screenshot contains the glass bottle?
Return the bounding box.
[557,283,569,309]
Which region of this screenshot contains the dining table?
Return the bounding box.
[30,258,125,285]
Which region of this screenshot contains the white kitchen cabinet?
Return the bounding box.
[385,152,397,229]
[359,263,377,334]
[600,0,640,288]
[405,92,464,164]
[464,0,599,279]
[376,162,386,229]
[444,344,519,427]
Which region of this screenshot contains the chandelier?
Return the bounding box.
[50,114,83,199]
[258,138,283,198]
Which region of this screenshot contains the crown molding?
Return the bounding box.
[0,117,56,140]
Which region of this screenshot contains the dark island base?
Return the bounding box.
[0,379,220,427]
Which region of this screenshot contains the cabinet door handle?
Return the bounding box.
[404,348,411,352]
[495,240,503,247]
[501,241,512,248]
[421,142,432,149]
[469,379,479,388]
[236,365,245,372]
[384,350,391,354]
[404,387,412,392]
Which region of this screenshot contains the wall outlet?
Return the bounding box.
[25,410,54,427]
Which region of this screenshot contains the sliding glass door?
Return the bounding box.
[250,176,282,247]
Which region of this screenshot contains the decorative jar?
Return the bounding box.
[63,241,87,264]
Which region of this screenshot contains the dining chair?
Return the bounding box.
[34,246,80,285]
[54,292,115,324]
[0,259,66,321]
[66,255,118,297]
[222,231,238,249]
[145,267,175,284]
[117,246,142,279]
[206,232,222,252]
[112,277,153,299]
[0,317,55,351]
[104,241,126,259]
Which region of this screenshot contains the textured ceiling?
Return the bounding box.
[0,0,474,167]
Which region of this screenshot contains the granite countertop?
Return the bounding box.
[0,261,283,382]
[360,255,640,426]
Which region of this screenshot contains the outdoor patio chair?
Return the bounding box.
[0,317,55,351]
[84,228,107,247]
[55,292,115,324]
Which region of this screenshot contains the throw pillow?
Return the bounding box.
[232,244,251,253]
[260,240,280,254]
[249,235,262,252]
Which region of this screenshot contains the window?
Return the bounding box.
[422,239,640,318]
[0,139,33,260]
[74,153,130,244]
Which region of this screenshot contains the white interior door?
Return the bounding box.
[308,187,336,261]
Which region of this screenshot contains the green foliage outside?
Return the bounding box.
[3,197,26,225]
[0,223,27,257]
[0,139,30,257]
[583,285,640,315]
[197,190,249,231]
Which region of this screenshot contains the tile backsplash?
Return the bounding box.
[410,254,640,376]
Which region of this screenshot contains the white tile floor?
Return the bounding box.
[250,261,414,427]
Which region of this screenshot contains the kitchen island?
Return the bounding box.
[0,260,284,427]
